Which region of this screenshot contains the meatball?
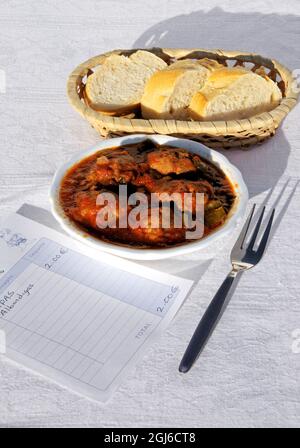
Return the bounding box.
[68,190,186,246]
[147,148,198,175]
[87,150,139,185]
[134,177,214,213]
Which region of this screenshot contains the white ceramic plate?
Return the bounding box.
[50,134,248,260]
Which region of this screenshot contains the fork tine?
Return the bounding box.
[248,206,266,250]
[256,209,275,259]
[232,204,256,252]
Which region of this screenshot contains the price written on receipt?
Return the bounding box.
[44,247,68,270]
[156,285,179,314]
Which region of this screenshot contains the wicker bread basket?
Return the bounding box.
[67,48,298,149]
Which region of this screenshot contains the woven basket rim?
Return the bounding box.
[67,47,299,134]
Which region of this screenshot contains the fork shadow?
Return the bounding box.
[249,177,300,243]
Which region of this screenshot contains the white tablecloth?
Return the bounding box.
[0,0,300,428]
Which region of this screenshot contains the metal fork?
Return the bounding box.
[179,204,275,373]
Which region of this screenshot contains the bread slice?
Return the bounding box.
[85,51,167,115]
[189,67,282,121]
[141,58,222,120]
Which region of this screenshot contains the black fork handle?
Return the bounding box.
[179,269,243,373]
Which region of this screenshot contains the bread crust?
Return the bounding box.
[141,69,186,119]
[188,67,282,120]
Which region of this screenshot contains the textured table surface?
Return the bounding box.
[0,0,300,428]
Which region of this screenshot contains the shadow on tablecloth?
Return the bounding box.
[17,204,213,283]
[133,7,299,197]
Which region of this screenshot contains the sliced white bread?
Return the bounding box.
[84,51,167,115]
[188,67,282,121]
[141,58,222,120]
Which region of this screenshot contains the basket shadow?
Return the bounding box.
[133,7,299,68]
[217,128,290,198]
[133,7,297,198]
